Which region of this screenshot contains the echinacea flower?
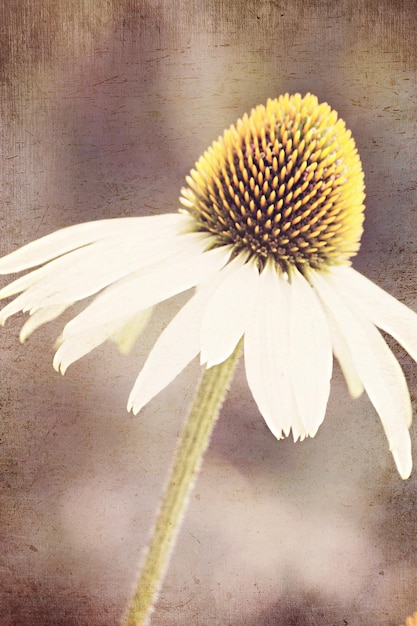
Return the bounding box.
[0,93,416,478]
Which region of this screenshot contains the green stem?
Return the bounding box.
[122,341,243,626]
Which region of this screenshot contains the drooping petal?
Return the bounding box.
[311,271,412,479]
[200,256,260,368]
[53,316,132,374]
[110,309,153,355]
[0,247,116,324]
[0,213,191,274]
[244,263,304,441]
[127,290,210,415]
[327,265,417,364]
[0,262,56,300]
[19,304,72,342]
[288,269,333,436]
[62,240,231,338]
[0,290,40,326]
[326,267,414,430]
[0,220,198,315]
[54,305,153,372]
[323,305,364,399]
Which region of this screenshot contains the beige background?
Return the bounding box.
[1,1,417,624]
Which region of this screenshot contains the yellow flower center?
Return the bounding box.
[180,93,365,273]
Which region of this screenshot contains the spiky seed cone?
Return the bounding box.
[180,93,365,274]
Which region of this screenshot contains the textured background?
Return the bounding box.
[1,1,417,624]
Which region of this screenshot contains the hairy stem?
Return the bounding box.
[122,341,243,626]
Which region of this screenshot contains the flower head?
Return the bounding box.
[181,93,365,273]
[0,93,416,478]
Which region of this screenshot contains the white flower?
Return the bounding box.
[0,93,416,478]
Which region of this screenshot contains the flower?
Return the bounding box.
[0,93,416,478]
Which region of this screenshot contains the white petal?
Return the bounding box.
[0,294,35,326]
[19,304,71,342]
[200,256,260,368]
[289,270,332,436]
[326,268,414,430]
[244,263,304,441]
[0,213,191,274]
[323,305,364,399]
[327,265,417,364]
[62,241,231,338]
[127,291,209,415]
[0,221,197,314]
[0,250,99,324]
[0,263,55,300]
[110,309,153,355]
[53,316,131,374]
[311,271,412,479]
